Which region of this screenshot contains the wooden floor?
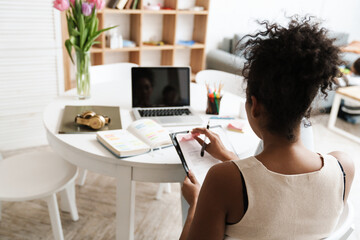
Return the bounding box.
[0,170,182,240]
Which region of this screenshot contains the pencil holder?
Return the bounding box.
[206,95,222,115]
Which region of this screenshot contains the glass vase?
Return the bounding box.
[75,50,91,99]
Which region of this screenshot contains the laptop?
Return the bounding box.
[131,67,203,126]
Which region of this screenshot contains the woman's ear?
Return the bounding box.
[250,96,261,118]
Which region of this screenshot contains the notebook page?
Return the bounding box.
[128,119,172,148]
[96,130,150,156]
[176,127,235,185]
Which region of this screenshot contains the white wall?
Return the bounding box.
[206,0,360,52]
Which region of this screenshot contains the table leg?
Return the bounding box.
[328,93,341,129]
[77,168,88,186]
[116,166,135,240]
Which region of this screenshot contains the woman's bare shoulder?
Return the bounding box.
[328,151,355,202]
[328,151,355,176]
[207,161,242,183]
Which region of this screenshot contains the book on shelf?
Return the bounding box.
[96,119,172,158]
[107,0,120,9]
[116,0,129,9]
[131,0,139,9]
[125,0,134,9]
[58,105,122,134]
[170,125,237,185]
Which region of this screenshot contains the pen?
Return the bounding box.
[200,120,210,157]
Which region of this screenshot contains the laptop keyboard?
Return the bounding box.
[139,108,191,117]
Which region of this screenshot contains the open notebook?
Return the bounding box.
[170,125,237,185]
[97,119,172,157]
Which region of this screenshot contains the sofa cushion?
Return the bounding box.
[232,33,247,55]
[328,31,349,47]
[206,49,246,74]
[220,37,233,53]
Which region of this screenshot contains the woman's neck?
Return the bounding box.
[260,129,304,154]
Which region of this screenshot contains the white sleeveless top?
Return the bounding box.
[224,155,344,240]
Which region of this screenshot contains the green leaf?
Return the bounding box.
[84,41,101,52]
[79,14,85,33]
[83,26,117,50]
[88,8,97,37]
[69,35,79,46]
[97,25,118,35]
[65,39,74,64]
[78,15,85,49]
[73,44,82,52]
[80,28,88,50]
[75,0,81,17]
[66,14,71,36]
[67,16,76,36]
[93,18,99,37]
[83,32,101,51]
[70,27,80,37]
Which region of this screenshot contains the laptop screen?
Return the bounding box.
[131,67,190,108]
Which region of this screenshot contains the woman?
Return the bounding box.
[180,16,355,240]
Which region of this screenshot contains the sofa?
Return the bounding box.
[206,32,360,109]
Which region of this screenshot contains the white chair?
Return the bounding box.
[0,150,79,240]
[195,69,246,98]
[196,69,248,118]
[90,62,138,85]
[77,62,139,186]
[325,202,355,240]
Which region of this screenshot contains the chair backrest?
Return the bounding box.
[90,62,138,85]
[325,202,355,240]
[195,70,246,98]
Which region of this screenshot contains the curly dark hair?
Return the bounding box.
[239,16,342,141]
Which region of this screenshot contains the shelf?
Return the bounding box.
[191,72,196,82]
[142,10,176,14]
[62,0,209,90]
[102,8,141,14]
[177,10,208,15]
[141,44,174,50]
[105,47,140,52]
[90,47,103,53]
[175,43,205,49]
[101,9,208,15]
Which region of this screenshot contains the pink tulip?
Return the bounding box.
[87,0,105,10]
[53,0,70,11]
[70,0,75,6]
[82,2,93,16]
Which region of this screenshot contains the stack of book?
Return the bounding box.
[108,0,139,10]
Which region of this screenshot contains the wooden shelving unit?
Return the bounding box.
[62,0,210,89]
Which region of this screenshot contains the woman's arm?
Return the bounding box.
[180,171,200,240]
[180,162,245,240]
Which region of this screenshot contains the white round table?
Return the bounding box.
[43,81,259,240]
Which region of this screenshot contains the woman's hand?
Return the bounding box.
[182,170,200,207]
[191,128,238,162]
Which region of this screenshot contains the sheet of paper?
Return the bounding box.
[176,126,236,185]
